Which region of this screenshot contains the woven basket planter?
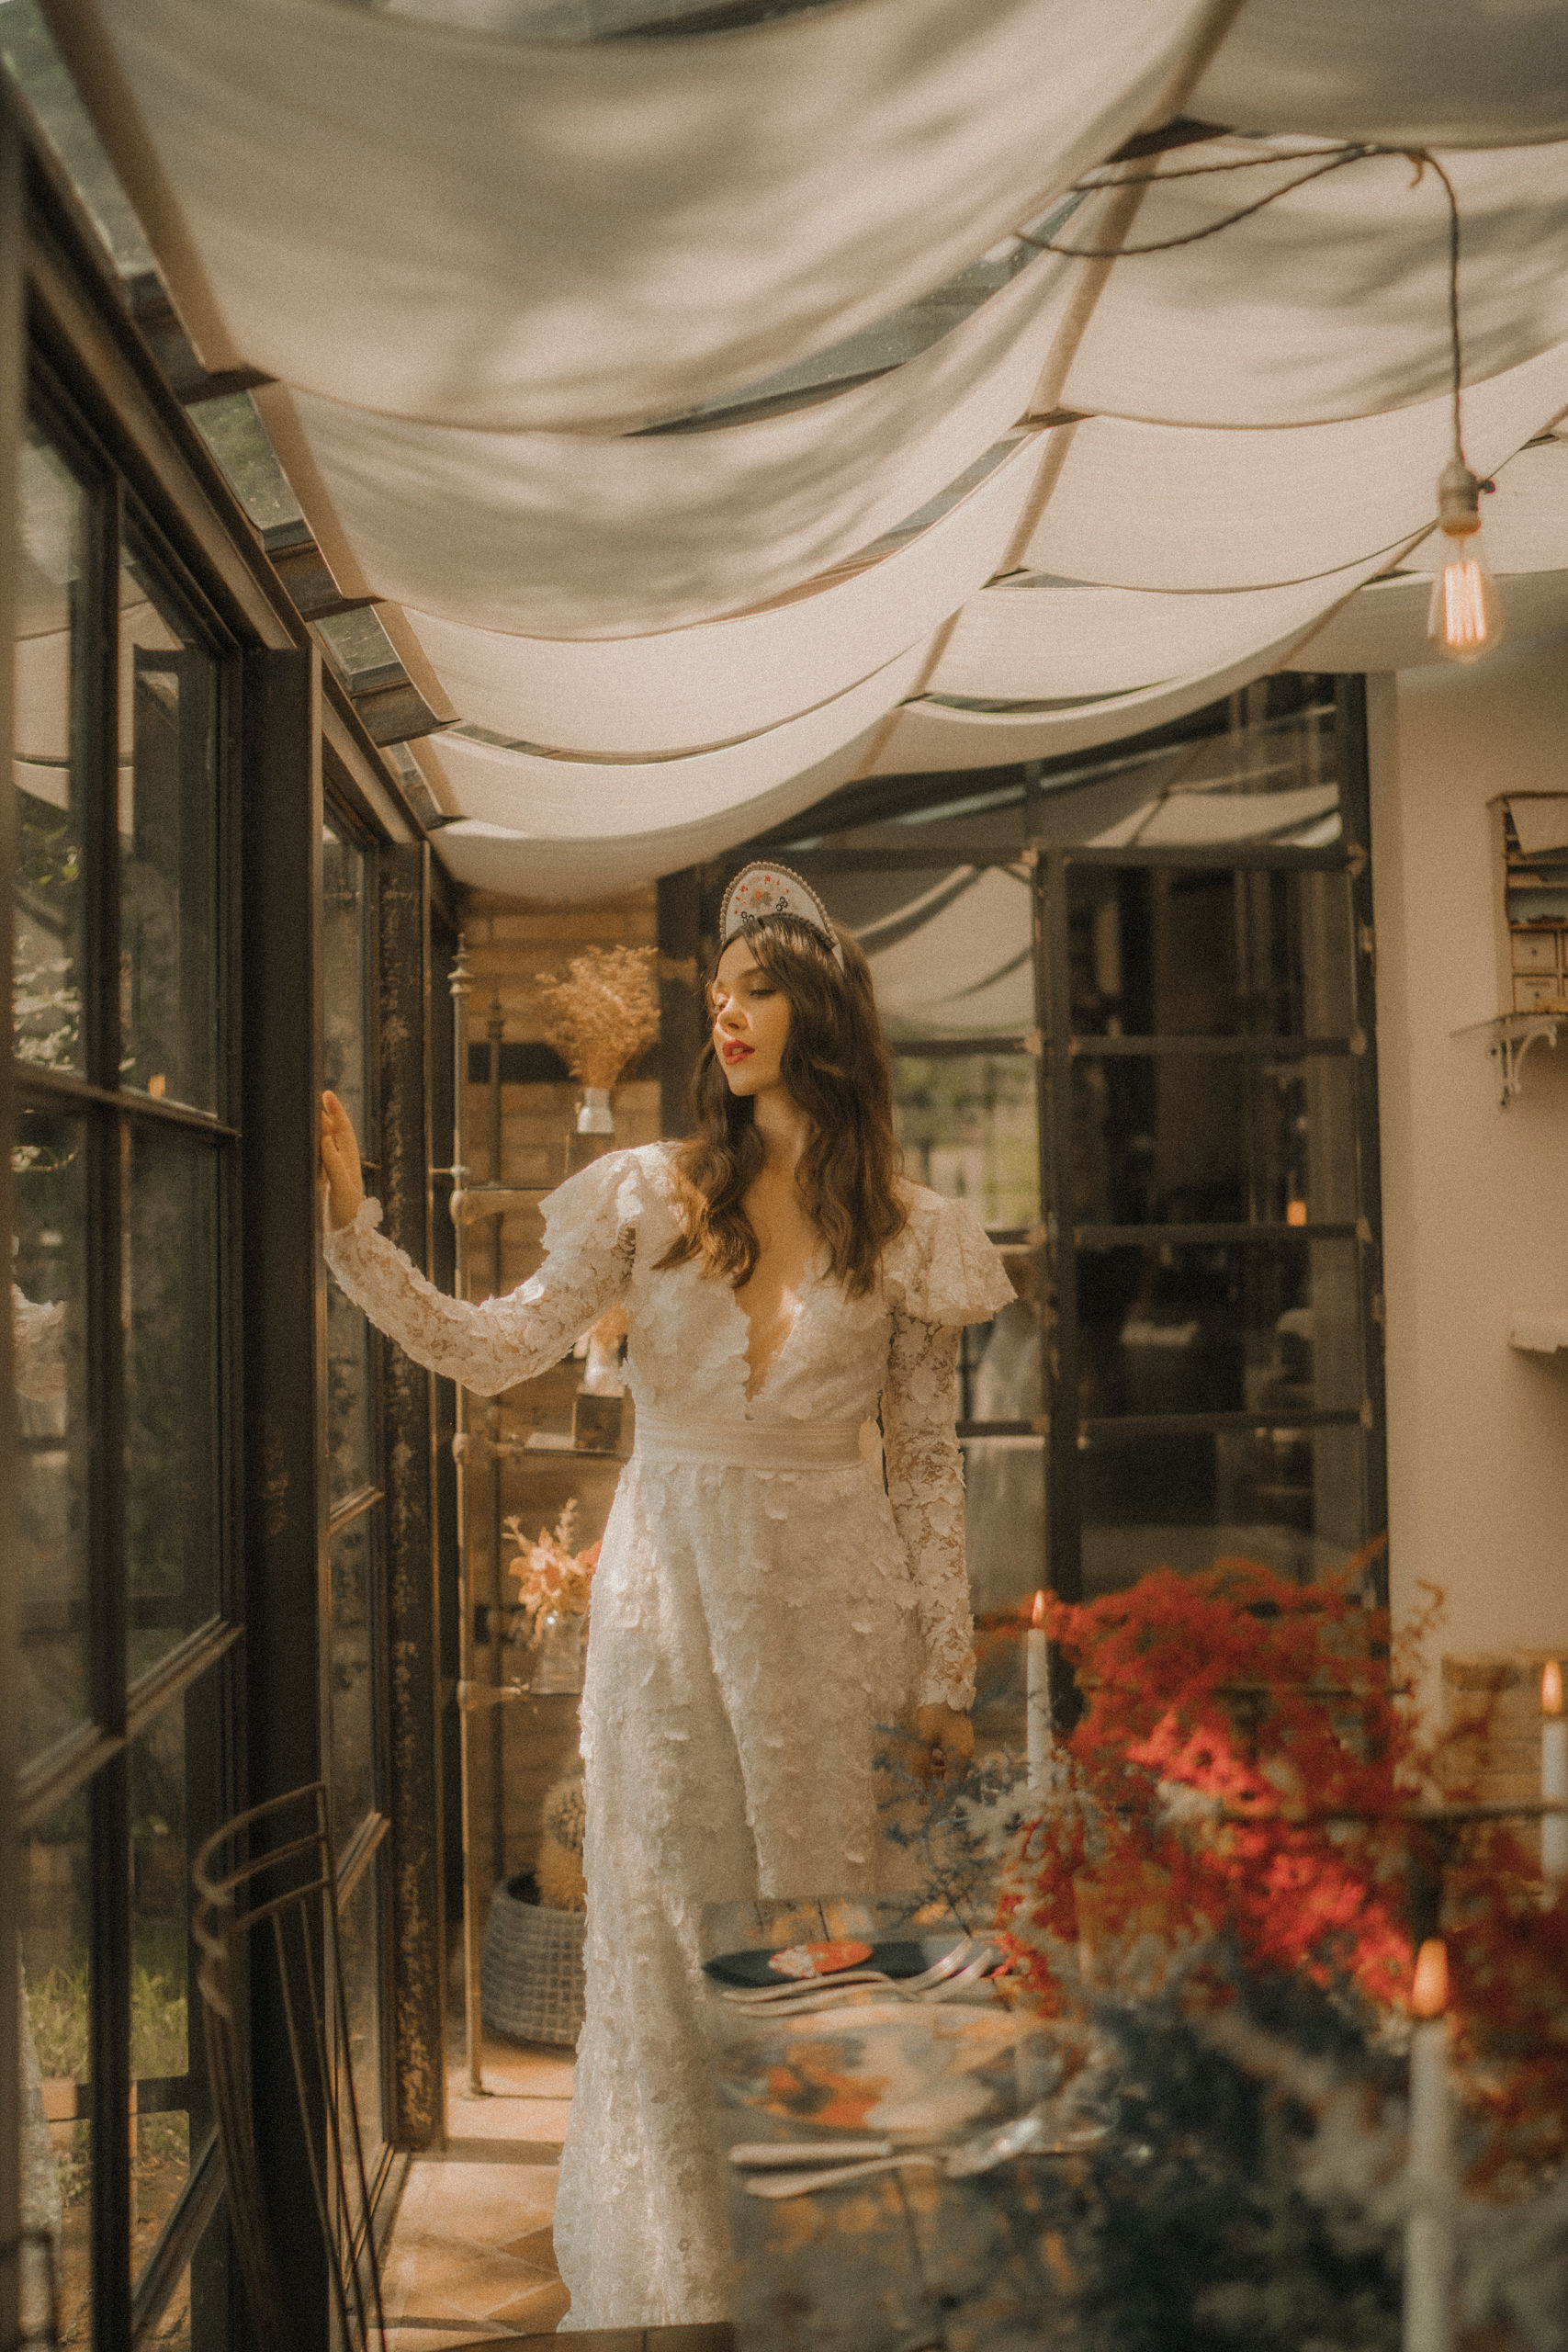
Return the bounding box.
[480,1872,586,2049]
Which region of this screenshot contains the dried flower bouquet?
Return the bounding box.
[534,944,659,1090]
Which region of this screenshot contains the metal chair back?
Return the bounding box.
[192,1784,385,2352]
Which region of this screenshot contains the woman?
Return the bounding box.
[319,864,1014,2328]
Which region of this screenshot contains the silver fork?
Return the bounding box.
[739,2109,1110,2199]
[719,1938,979,2007]
[726,1945,1005,2018]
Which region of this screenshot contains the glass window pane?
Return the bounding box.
[326,1280,375,1507]
[1065,865,1355,1040]
[20,1793,93,2348]
[1081,1426,1371,1597]
[321,822,369,1141]
[965,1434,1046,1623]
[13,1103,91,1760]
[330,1512,378,1844]
[1070,1050,1359,1230]
[336,1855,384,2177]
[1044,695,1341,863]
[818,865,1033,1039]
[118,548,220,1112]
[14,421,88,1075]
[126,1124,223,1678]
[1077,1238,1365,1420]
[130,1706,195,2284]
[322,821,377,1498]
[894,1054,1038,1229]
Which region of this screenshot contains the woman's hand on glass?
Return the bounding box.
[320,1091,365,1232]
[913,1702,975,1784]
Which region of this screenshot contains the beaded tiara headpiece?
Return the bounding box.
[719,862,844,968]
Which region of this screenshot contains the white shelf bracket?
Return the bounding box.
[1454,1012,1564,1107]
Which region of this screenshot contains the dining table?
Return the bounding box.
[697,1893,1086,2352]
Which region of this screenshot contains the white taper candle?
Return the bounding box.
[1541,1659,1567,1896]
[1026,1590,1052,1800]
[1403,1938,1452,2352]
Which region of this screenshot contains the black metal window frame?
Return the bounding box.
[319,770,395,2185]
[5,83,457,2351]
[11,337,247,2352]
[1030,690,1387,1606]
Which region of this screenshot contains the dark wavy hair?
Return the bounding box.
[659,910,907,1299]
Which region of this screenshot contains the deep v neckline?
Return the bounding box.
[728,1250,824,1408]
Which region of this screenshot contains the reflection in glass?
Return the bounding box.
[825,865,1032,1039]
[1069,1050,1356,1232]
[13,1104,90,1761]
[1077,1238,1363,1420]
[130,1706,195,2280]
[323,820,378,1501]
[19,1795,93,2347]
[330,1513,378,1844]
[1065,865,1354,1040]
[14,422,88,1075]
[118,548,220,1111]
[126,1125,222,1677]
[962,1239,1045,1617]
[336,1856,384,2180]
[321,822,369,1140]
[326,1280,376,1508]
[1080,1426,1371,1598]
[894,1055,1037,1230]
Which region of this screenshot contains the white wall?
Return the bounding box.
[1368,632,1568,1669]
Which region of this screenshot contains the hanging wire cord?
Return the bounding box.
[1018,140,1472,469]
[1018,139,1445,266]
[1413,151,1469,467]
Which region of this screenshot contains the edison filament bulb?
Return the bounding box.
[1427,458,1503,664]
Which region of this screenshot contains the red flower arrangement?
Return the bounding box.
[997,1554,1568,2181]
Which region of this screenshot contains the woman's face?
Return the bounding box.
[710,940,792,1098]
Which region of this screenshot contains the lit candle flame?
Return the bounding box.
[1544,1658,1564,1718]
[1032,1589,1046,1631]
[1411,1937,1449,2019]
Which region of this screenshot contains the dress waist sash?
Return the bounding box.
[633,1408,865,1473]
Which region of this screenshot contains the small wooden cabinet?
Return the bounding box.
[1496,791,1568,1013]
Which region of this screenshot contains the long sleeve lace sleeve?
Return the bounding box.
[12,1285,66,1405]
[879,1184,1017,1713]
[882,1306,976,1713]
[321,1149,640,1396]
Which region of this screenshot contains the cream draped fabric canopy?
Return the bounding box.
[62,0,1568,897]
[77,0,1210,428]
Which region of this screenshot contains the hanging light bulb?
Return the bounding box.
[1427,458,1503,663]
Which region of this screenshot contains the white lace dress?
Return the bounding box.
[322,1142,1013,2329]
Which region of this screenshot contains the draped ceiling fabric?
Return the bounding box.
[56,0,1568,899]
[74,0,1210,426]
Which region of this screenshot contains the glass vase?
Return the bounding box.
[531,1608,585,1696]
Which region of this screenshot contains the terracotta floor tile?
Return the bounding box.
[486,2278,573,2333]
[407,2182,558,2254]
[496,2226,558,2270]
[448,2096,573,2148]
[385,2032,570,2336]
[397,2245,552,2321]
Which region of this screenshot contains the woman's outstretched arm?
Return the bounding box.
[882,1303,976,1778]
[319,1090,635,1396]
